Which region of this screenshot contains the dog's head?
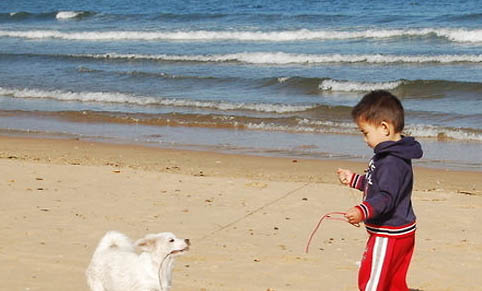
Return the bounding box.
[134,232,190,258]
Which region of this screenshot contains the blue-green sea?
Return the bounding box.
[0,0,481,169]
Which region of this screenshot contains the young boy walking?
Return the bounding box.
[337,90,423,291]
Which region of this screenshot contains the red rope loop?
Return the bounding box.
[305,211,359,253]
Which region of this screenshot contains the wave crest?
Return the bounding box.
[56,11,92,20]
[405,125,482,141]
[0,87,315,113]
[0,28,481,43]
[319,80,403,92]
[69,52,482,64]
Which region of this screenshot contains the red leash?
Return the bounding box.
[305,211,359,253]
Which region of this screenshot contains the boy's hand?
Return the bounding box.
[345,207,363,225]
[336,168,353,185]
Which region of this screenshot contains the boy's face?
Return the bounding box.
[357,120,391,149]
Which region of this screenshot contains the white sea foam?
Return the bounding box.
[0,87,314,113]
[298,119,356,129]
[56,11,83,19]
[441,29,482,43]
[405,125,482,141]
[71,52,482,64]
[319,80,403,92]
[246,119,482,141]
[246,121,482,141]
[246,121,357,134]
[1,87,479,141]
[0,28,481,43]
[277,77,291,83]
[247,122,314,132]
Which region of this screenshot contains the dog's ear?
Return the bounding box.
[134,235,157,252]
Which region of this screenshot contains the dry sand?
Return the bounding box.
[0,136,481,291]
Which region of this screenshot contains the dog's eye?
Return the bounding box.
[169,239,175,243]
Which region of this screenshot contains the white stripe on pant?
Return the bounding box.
[366,236,388,291]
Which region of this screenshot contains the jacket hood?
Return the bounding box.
[374,136,423,160]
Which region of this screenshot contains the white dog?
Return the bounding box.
[86,231,190,291]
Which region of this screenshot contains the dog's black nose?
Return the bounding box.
[185,239,191,245]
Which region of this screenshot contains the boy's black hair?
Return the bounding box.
[351,90,404,132]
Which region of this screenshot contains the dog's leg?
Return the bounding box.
[86,269,105,291]
[87,279,106,291]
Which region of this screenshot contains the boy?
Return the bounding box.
[337,90,423,291]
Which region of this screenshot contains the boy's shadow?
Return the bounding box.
[410,289,423,291]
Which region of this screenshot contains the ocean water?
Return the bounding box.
[0,0,481,169]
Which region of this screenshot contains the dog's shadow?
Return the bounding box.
[410,289,423,291]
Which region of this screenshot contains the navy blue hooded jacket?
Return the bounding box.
[349,136,423,237]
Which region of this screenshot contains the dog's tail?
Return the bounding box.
[93,231,135,255]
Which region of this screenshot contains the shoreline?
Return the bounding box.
[1,113,481,172]
[1,134,481,290]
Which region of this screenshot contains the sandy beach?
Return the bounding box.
[0,135,481,291]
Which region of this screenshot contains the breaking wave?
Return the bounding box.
[405,124,482,141]
[0,87,315,113]
[69,52,482,64]
[0,28,481,43]
[319,80,403,92]
[316,79,482,96]
[56,11,92,20]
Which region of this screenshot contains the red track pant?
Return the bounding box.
[358,234,415,291]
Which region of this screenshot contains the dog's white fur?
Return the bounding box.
[86,231,190,291]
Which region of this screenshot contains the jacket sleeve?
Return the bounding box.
[359,160,404,220]
[349,173,366,191]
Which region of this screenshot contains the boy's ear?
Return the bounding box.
[380,121,391,136]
